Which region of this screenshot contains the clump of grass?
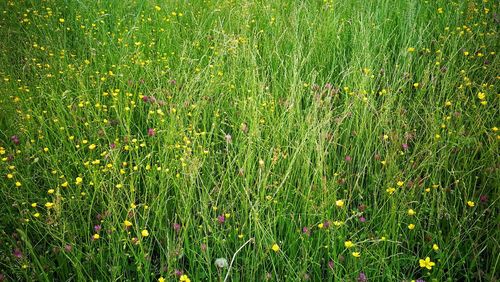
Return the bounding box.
[0,0,498,281]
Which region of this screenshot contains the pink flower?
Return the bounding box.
[147,128,155,137]
[11,135,20,145]
[12,248,23,259]
[217,215,225,224]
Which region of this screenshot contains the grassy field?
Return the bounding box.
[0,0,498,281]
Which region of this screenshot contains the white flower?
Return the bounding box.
[215,258,228,268]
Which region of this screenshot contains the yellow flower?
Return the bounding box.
[43,147,49,152]
[335,199,344,208]
[61,181,68,187]
[45,202,54,208]
[397,181,404,187]
[477,92,486,100]
[467,201,475,207]
[93,234,100,240]
[344,241,354,248]
[386,187,396,195]
[59,18,65,23]
[407,47,415,52]
[413,82,419,88]
[31,203,37,208]
[34,213,40,218]
[75,177,83,185]
[445,101,452,107]
[433,244,439,251]
[408,209,416,216]
[271,243,280,252]
[88,144,96,150]
[352,252,361,258]
[318,223,324,229]
[7,173,13,179]
[158,277,165,282]
[124,220,133,227]
[141,229,149,237]
[419,257,435,270]
[15,181,21,187]
[179,275,191,282]
[154,5,161,11]
[408,224,415,230]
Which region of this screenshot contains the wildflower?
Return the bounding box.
[467,201,475,207]
[217,214,225,224]
[94,225,101,232]
[408,209,416,216]
[31,203,37,208]
[64,244,72,252]
[433,244,439,251]
[154,5,161,11]
[335,199,344,208]
[318,223,324,229]
[402,143,409,150]
[75,177,83,185]
[386,187,396,195]
[480,195,488,203]
[215,258,228,268]
[344,155,352,162]
[124,220,133,227]
[407,47,415,52]
[12,248,23,258]
[397,181,404,187]
[419,257,435,270]
[88,144,96,150]
[11,135,20,145]
[15,181,21,187]
[179,275,191,282]
[357,272,367,282]
[477,92,486,100]
[173,223,181,232]
[344,241,354,248]
[59,18,65,23]
[352,252,361,258]
[141,229,149,237]
[302,226,310,235]
[158,277,165,282]
[328,260,334,269]
[359,216,366,223]
[413,82,419,88]
[147,128,155,136]
[271,243,280,252]
[34,213,40,218]
[45,202,54,208]
[92,234,100,240]
[408,224,415,230]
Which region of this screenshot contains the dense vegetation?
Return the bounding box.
[0,0,498,281]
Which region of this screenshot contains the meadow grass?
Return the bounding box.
[0,0,498,281]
